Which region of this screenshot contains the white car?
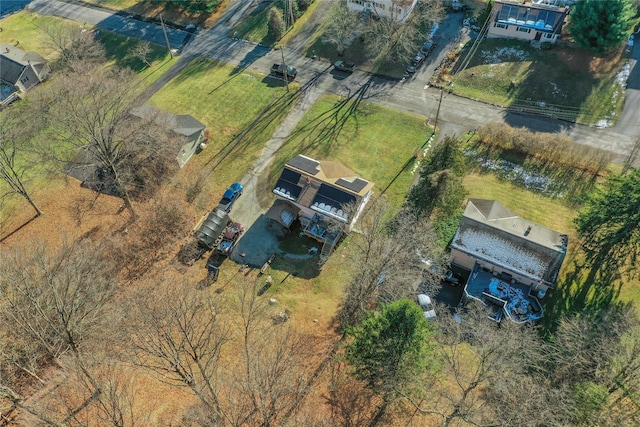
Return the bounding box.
[418,294,437,320]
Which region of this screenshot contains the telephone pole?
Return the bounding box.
[160,15,173,58]
[281,48,289,92]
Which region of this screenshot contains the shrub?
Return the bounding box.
[268,7,285,41]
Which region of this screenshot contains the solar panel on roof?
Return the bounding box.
[335,177,368,193]
[288,155,319,175]
[280,168,301,184]
[316,184,357,205]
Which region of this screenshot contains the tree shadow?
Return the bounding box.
[280,80,372,157]
[0,213,40,243]
[540,249,630,337]
[96,31,169,72]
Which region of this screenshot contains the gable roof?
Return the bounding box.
[273,154,374,222]
[451,199,568,285]
[131,105,205,139]
[493,1,567,34]
[1,45,48,86]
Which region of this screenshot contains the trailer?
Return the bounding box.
[196,208,230,250]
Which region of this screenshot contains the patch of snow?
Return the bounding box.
[549,81,563,96]
[458,228,547,278]
[616,62,630,87]
[595,119,612,129]
[480,47,529,65]
[465,149,564,197]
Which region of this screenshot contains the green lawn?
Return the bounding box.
[148,58,298,209]
[273,94,432,208]
[0,13,68,59]
[443,39,627,125]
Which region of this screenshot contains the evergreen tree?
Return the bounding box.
[268,7,285,41]
[345,299,437,424]
[568,0,637,53]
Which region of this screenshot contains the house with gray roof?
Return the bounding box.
[131,105,208,167]
[452,199,568,323]
[487,1,568,44]
[0,44,50,105]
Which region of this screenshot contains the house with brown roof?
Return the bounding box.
[347,0,418,22]
[268,154,374,256]
[487,1,568,44]
[0,44,50,106]
[452,199,568,323]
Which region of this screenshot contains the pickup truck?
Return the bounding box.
[215,222,244,255]
[270,63,297,79]
[334,60,355,73]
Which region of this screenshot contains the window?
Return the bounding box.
[543,33,554,39]
[517,27,531,33]
[495,23,508,29]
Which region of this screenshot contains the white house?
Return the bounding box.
[347,0,419,23]
[487,1,568,44]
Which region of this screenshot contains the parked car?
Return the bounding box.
[217,182,243,212]
[334,60,356,73]
[420,41,436,56]
[412,52,426,66]
[417,294,437,320]
[270,63,297,79]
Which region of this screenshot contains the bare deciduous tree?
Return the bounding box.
[0,239,118,359]
[128,281,230,423]
[43,21,106,72]
[360,0,445,63]
[128,41,152,68]
[323,2,362,56]
[338,197,444,327]
[0,109,43,217]
[35,66,179,220]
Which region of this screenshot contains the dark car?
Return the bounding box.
[217,182,243,212]
[420,41,436,56]
[334,60,356,73]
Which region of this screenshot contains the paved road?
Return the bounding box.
[29,0,189,49]
[27,0,639,164]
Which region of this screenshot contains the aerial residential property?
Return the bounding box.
[0,44,50,106]
[268,154,374,256]
[487,0,568,44]
[451,199,568,323]
[131,105,208,168]
[347,0,419,23]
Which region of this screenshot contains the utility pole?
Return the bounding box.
[160,15,173,58]
[281,48,289,92]
[433,87,444,130]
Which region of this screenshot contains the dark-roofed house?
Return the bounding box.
[487,1,568,44]
[268,154,374,256]
[0,44,50,106]
[452,199,568,323]
[131,105,208,167]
